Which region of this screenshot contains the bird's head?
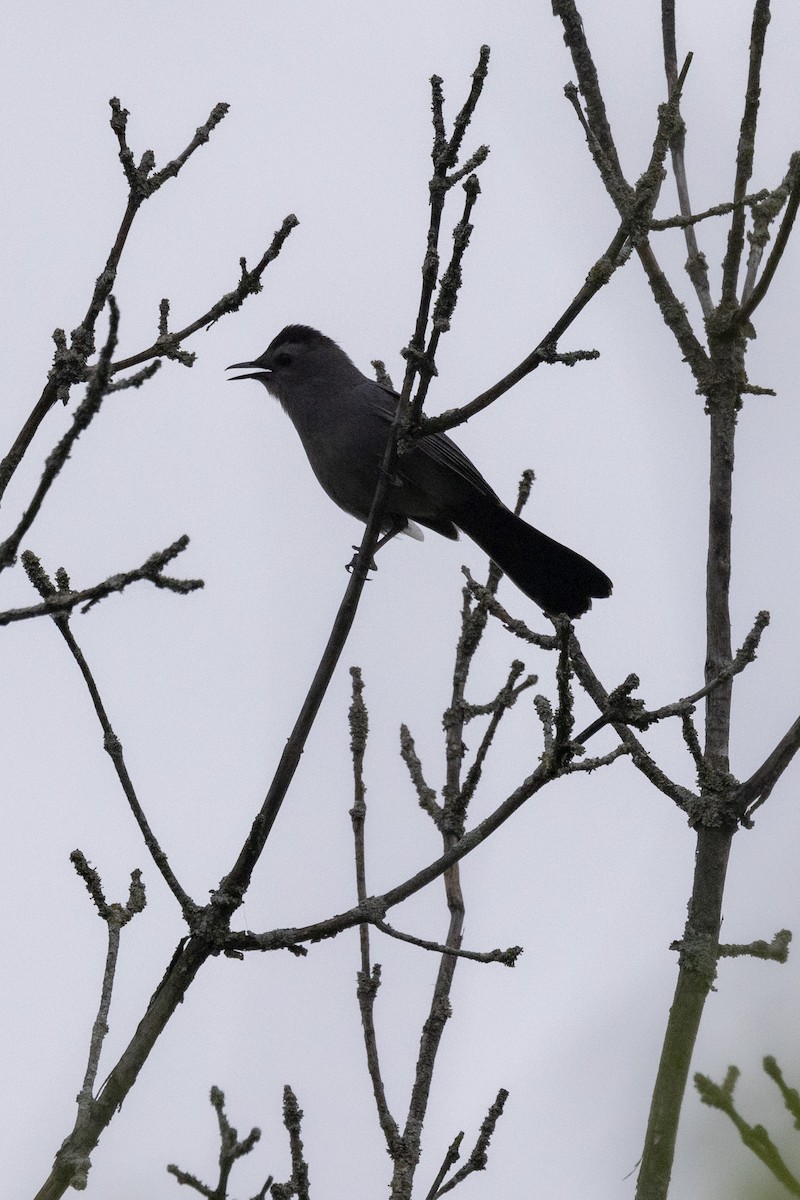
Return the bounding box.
[227,325,357,406]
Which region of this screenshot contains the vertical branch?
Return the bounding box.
[636,830,733,1200]
[554,7,781,1198]
[636,7,771,1193]
[77,925,122,1123]
[661,0,714,316]
[390,636,469,1198]
[720,0,772,305]
[281,1086,311,1200]
[390,518,511,1196]
[349,669,401,1158]
[703,392,737,771]
[72,860,146,1117]
[54,615,196,917]
[634,383,740,1191]
[52,856,146,1194]
[402,45,490,405]
[637,325,742,1198]
[552,0,627,181]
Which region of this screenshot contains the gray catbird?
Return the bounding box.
[228,325,612,618]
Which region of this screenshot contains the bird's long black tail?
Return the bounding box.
[454,498,612,618]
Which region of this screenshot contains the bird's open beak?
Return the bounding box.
[226,361,272,382]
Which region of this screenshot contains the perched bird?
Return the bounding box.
[228,326,611,618]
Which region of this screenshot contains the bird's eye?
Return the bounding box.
[274,351,293,368]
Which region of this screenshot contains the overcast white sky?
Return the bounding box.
[3,3,800,1198]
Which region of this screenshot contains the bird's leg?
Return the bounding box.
[373,516,408,554]
[346,515,408,574]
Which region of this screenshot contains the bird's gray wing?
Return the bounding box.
[367,381,501,503]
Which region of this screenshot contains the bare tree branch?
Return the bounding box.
[0,295,121,571]
[37,602,198,920]
[433,1088,509,1197]
[734,712,800,820]
[167,1086,264,1200]
[424,1134,463,1200]
[349,668,402,1159]
[401,45,491,420]
[695,1064,800,1196]
[418,219,627,437]
[720,0,772,306]
[280,1087,310,1200]
[400,723,444,826]
[32,55,503,1197]
[373,919,521,967]
[661,0,714,315]
[213,45,494,924]
[110,217,299,374]
[717,930,791,961]
[556,0,712,388]
[13,537,202,625]
[649,190,770,231]
[0,100,252,506]
[64,854,146,1192]
[739,152,800,322]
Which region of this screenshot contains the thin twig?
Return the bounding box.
[557,0,711,388]
[734,711,800,819]
[401,46,491,420]
[717,929,791,961]
[0,296,121,571]
[764,1056,800,1126]
[71,855,146,1122]
[281,1087,310,1200]
[349,669,402,1158]
[720,0,772,306]
[739,153,800,322]
[569,634,696,811]
[400,724,443,826]
[642,611,770,725]
[393,321,513,1191]
[419,220,629,437]
[14,537,202,625]
[110,217,298,374]
[54,616,197,919]
[553,0,627,181]
[213,400,407,909]
[424,1133,463,1200]
[661,0,714,315]
[460,571,558,649]
[695,1066,800,1196]
[459,662,537,811]
[564,744,630,774]
[434,1089,509,1196]
[0,100,243,506]
[168,1087,263,1199]
[649,190,769,230]
[373,919,521,966]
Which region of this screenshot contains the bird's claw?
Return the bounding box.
[347,547,377,574]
